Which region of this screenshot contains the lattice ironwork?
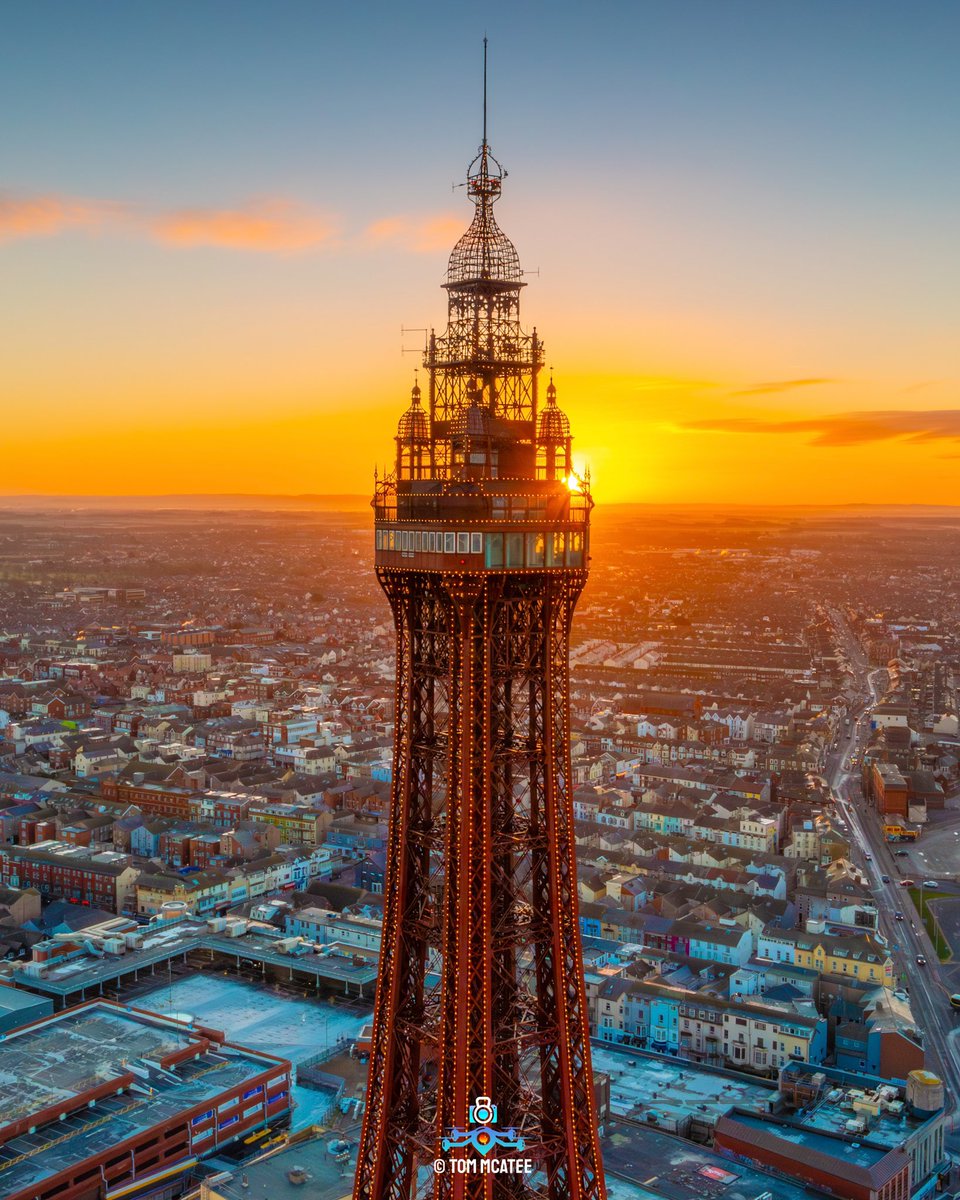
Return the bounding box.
[355,54,605,1199]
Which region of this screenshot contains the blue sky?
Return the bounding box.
[2,1,958,501]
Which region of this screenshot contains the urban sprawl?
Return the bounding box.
[0,502,958,1200]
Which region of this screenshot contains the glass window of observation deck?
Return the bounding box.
[506,533,524,567]
[526,532,545,566]
[485,533,504,568]
[547,532,565,567]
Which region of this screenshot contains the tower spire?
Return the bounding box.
[482,35,488,148]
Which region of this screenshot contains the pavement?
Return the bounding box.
[895,810,960,881]
[927,894,960,993]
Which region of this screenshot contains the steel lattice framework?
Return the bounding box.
[354,68,606,1200]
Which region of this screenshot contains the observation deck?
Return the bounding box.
[373,475,590,573]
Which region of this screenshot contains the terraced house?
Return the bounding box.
[595,978,828,1076]
[758,926,893,985]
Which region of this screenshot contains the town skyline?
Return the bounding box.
[3,1,959,505]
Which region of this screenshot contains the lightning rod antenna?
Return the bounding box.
[483,36,488,147]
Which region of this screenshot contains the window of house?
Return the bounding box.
[457,533,470,555]
[470,532,483,554]
[444,533,456,553]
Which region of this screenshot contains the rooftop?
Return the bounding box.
[0,1001,288,1198]
[600,1121,830,1200]
[794,1083,937,1149]
[590,1044,774,1127]
[725,1109,887,1169]
[5,916,379,997]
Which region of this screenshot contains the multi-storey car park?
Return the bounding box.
[0,1000,292,1200]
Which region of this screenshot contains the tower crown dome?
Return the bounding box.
[446,148,522,287]
[538,377,570,441]
[446,205,521,286]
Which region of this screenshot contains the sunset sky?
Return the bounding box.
[2,1,958,504]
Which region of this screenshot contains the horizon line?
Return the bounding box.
[1,493,959,513]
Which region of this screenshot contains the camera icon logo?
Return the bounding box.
[469,1096,497,1126]
[441,1094,524,1157]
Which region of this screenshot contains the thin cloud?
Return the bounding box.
[1,189,460,256]
[898,380,941,394]
[364,214,463,253]
[152,200,338,252]
[730,378,836,397]
[0,191,122,241]
[683,410,960,447]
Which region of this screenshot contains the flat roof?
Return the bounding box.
[796,1091,933,1149]
[0,986,48,1013]
[0,1005,201,1125]
[600,1121,831,1200]
[6,919,378,997]
[724,1110,887,1169]
[590,1043,774,1126]
[0,1002,288,1198]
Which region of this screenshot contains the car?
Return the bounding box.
[881,875,891,883]
[900,879,915,887]
[895,850,909,857]
[916,955,927,966]
[864,853,873,861]
[894,911,904,920]
[924,880,940,888]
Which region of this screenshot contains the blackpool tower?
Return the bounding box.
[354,51,606,1200]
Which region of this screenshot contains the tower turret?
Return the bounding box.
[395,378,430,480]
[537,376,572,481]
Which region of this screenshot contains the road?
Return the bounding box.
[827,608,960,1125]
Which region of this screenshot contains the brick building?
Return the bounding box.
[0,1001,292,1200]
[0,841,139,912]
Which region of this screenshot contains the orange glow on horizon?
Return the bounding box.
[1,364,959,507]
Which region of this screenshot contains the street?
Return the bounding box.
[827,609,960,1127]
